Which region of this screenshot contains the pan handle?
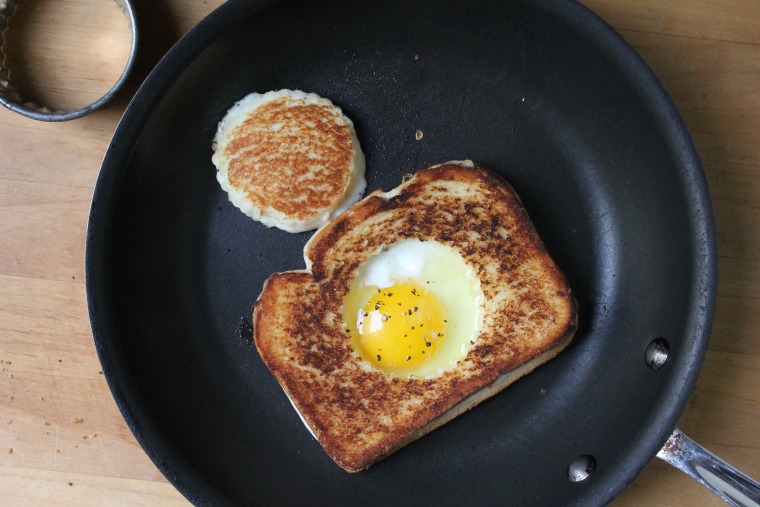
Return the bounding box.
[657,428,760,507]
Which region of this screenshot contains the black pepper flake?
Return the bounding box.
[406,356,412,361]
[397,302,402,306]
[363,312,369,317]
[419,323,424,327]
[425,341,431,347]
[376,354,381,362]
[411,288,417,296]
[387,292,393,297]
[443,319,448,323]
[411,326,415,330]
[470,340,475,344]
[413,306,419,312]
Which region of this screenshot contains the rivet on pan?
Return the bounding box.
[645,338,670,369]
[567,455,596,482]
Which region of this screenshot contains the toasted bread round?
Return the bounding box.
[212,90,366,232]
[253,161,578,472]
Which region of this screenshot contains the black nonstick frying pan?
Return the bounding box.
[85,0,760,505]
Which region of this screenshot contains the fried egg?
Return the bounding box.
[343,239,484,378]
[212,89,366,233]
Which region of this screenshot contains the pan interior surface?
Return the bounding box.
[86,0,716,505]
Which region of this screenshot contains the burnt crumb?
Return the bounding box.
[236,317,254,345]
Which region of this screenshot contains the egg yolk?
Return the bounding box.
[355,283,448,369]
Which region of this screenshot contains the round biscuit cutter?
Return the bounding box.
[0,0,138,121]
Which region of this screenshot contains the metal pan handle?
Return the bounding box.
[657,428,760,507]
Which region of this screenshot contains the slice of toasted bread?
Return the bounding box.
[253,161,577,472]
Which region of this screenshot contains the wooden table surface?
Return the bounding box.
[1,0,758,505]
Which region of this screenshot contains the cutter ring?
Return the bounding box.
[0,0,138,121]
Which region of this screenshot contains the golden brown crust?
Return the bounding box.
[253,162,578,472]
[225,97,353,220]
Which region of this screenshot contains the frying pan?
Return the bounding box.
[85,0,758,505]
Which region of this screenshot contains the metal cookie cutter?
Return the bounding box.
[0,0,138,121]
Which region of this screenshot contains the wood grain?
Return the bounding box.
[1,0,757,505]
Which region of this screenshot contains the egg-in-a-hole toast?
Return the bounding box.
[253,160,578,472]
